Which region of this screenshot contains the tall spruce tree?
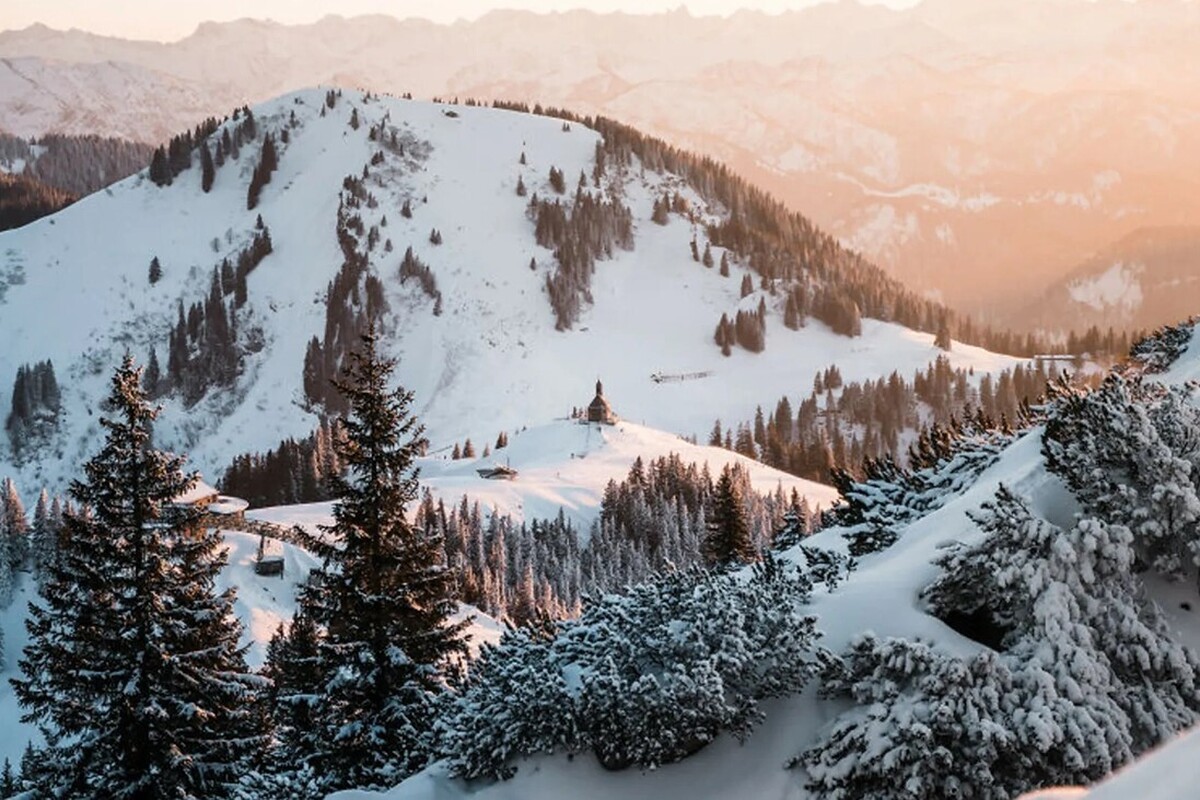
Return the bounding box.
[200,141,215,193]
[1,477,27,572]
[703,464,755,566]
[296,326,468,791]
[11,355,268,798]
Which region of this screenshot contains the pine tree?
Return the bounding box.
[149,146,170,186]
[148,255,163,285]
[29,488,54,578]
[0,758,13,798]
[297,326,468,790]
[2,477,28,571]
[11,355,268,798]
[200,141,215,192]
[935,316,952,351]
[703,465,755,566]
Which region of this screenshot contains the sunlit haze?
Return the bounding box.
[1,0,922,42]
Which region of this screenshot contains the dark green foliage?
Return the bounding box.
[798,636,1024,800]
[531,192,634,329]
[148,254,162,284]
[247,133,279,210]
[200,141,215,192]
[5,360,60,458]
[0,173,75,231]
[302,178,389,413]
[1123,318,1197,373]
[0,130,150,198]
[703,463,756,566]
[294,328,467,791]
[149,145,170,186]
[221,419,342,507]
[162,227,271,404]
[11,356,269,798]
[399,245,441,310]
[935,316,952,350]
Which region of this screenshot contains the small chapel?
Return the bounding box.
[586,379,618,425]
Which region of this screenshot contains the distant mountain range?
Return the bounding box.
[3,0,1200,316]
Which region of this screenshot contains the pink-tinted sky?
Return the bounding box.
[0,0,921,42]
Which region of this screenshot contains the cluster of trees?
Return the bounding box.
[530,190,634,329]
[411,454,817,627]
[148,116,222,187]
[1124,316,1199,373]
[258,329,468,795]
[6,333,473,797]
[798,323,1200,797]
[651,190,690,224]
[220,419,343,508]
[491,99,1140,358]
[5,360,61,457]
[246,133,279,209]
[711,357,1058,484]
[156,226,272,405]
[149,106,261,190]
[9,357,269,798]
[398,245,442,314]
[0,130,151,197]
[442,558,819,779]
[714,301,767,354]
[0,173,75,232]
[303,170,388,414]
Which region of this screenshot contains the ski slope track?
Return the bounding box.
[0,88,1021,494]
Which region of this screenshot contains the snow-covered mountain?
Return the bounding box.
[0,87,1021,495]
[4,1,1200,310]
[325,314,1200,800]
[1012,226,1200,334]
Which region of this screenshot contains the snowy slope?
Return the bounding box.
[330,324,1200,800]
[248,417,840,536]
[0,527,502,770]
[0,87,1022,496]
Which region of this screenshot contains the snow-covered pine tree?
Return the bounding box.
[11,355,269,798]
[443,557,818,779]
[296,325,468,791]
[29,488,54,578]
[807,484,1200,798]
[262,611,323,767]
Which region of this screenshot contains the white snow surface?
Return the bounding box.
[0,88,1023,497]
[1065,261,1144,313]
[250,418,838,540]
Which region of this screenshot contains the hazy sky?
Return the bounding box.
[0,0,921,42]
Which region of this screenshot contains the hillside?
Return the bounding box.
[0,87,1023,497]
[248,417,841,535]
[327,320,1200,800]
[5,1,1200,309]
[1011,226,1200,335]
